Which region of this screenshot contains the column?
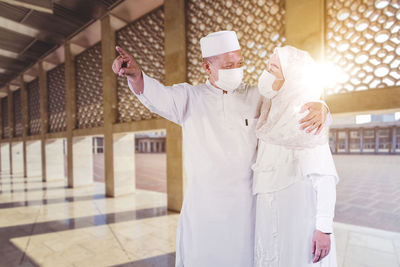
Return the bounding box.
[101,15,135,197]
[93,137,97,154]
[65,42,77,187]
[45,139,65,181]
[0,143,10,173]
[39,62,48,181]
[11,142,24,174]
[26,141,42,177]
[164,0,187,211]
[334,130,338,153]
[392,126,397,154]
[0,100,2,172]
[285,0,325,62]
[375,128,379,153]
[7,86,14,174]
[345,129,349,154]
[112,133,135,195]
[72,136,93,187]
[20,75,29,177]
[0,100,2,145]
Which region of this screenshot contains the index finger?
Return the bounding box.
[116,46,128,57]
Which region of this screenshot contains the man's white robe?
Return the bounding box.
[128,73,262,267]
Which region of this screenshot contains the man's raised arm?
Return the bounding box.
[112,46,190,125]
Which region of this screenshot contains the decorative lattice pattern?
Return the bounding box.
[75,42,104,128]
[325,0,400,94]
[1,98,8,139]
[187,0,286,86]
[27,78,41,135]
[13,90,22,137]
[47,64,66,132]
[116,7,164,122]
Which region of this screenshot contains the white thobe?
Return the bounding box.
[128,73,262,267]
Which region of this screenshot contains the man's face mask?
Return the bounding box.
[214,67,244,92]
[258,70,279,99]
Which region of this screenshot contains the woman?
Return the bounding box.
[253,46,339,267]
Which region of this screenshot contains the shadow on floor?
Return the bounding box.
[112,252,176,267]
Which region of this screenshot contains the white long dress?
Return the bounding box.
[253,46,339,267]
[128,73,262,267]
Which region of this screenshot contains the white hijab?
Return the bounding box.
[256,46,328,149]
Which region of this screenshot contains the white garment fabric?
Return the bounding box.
[200,30,241,58]
[256,46,328,149]
[254,177,338,267]
[128,73,262,267]
[253,141,338,233]
[253,45,338,267]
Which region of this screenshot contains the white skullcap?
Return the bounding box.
[200,31,241,58]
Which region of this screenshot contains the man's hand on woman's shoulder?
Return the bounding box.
[299,102,329,135]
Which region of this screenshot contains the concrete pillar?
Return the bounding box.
[39,62,48,181]
[360,128,364,153]
[112,133,135,195]
[11,142,24,175]
[26,141,42,177]
[164,0,187,212]
[285,0,325,62]
[392,127,397,154]
[375,128,379,153]
[72,136,93,187]
[93,138,97,154]
[20,75,29,178]
[0,143,10,173]
[45,139,65,181]
[101,15,125,197]
[345,129,349,154]
[65,42,77,187]
[0,100,2,147]
[166,123,185,211]
[7,87,14,174]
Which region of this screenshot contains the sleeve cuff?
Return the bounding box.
[316,217,333,234]
[126,72,155,111]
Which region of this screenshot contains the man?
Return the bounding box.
[112,31,329,267]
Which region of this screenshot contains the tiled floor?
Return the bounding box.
[333,155,400,232]
[0,174,176,267]
[1,173,399,267]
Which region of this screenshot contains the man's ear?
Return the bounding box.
[202,60,211,75]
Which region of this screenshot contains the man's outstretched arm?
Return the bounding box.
[112,46,190,125]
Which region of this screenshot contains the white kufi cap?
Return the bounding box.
[200,31,241,58]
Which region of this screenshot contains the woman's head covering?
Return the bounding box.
[256,45,327,149]
[273,46,321,98]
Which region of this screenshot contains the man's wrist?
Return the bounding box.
[127,71,143,83]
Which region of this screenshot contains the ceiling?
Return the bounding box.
[0,0,125,90]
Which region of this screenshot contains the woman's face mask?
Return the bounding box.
[214,67,244,91]
[258,70,279,98]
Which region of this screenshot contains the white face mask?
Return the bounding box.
[258,70,279,98]
[214,67,244,91]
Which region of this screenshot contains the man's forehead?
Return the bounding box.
[214,49,243,61]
